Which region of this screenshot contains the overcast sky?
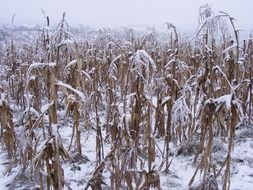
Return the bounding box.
[0,0,252,33]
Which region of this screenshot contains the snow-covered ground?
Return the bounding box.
[0,121,252,189]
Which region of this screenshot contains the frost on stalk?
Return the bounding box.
[108,55,122,80]
[172,94,191,125]
[18,94,40,128]
[171,89,192,143]
[198,4,214,24]
[52,12,71,46]
[197,4,227,37]
[130,49,157,83]
[165,58,191,80]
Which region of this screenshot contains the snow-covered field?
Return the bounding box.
[1,5,253,190]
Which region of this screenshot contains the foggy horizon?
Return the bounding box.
[0,0,253,35]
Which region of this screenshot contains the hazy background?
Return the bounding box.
[0,0,252,34]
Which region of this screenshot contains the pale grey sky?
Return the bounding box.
[0,0,252,33]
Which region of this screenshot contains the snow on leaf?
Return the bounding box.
[204,94,233,112]
[63,60,77,75]
[58,39,74,47]
[26,101,55,134]
[212,66,233,90]
[27,62,56,76]
[124,41,133,48]
[0,93,8,106]
[162,96,171,105]
[214,94,232,111]
[164,58,176,69]
[55,81,86,103]
[29,75,37,81]
[222,44,238,54]
[80,70,92,83]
